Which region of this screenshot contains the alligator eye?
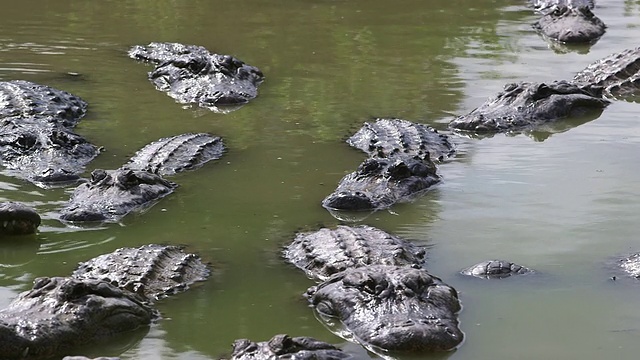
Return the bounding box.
[387,161,412,179]
[315,300,335,316]
[407,160,432,177]
[532,83,554,101]
[358,159,382,174]
[90,169,108,183]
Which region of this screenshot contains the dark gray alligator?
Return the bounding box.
[305,265,463,354]
[0,201,41,235]
[573,46,640,99]
[0,80,87,127]
[448,80,609,134]
[230,334,352,360]
[59,168,177,222]
[346,118,455,162]
[72,244,210,301]
[0,245,209,359]
[533,4,605,44]
[322,156,440,211]
[0,81,99,186]
[460,260,533,279]
[284,225,426,282]
[128,42,264,110]
[125,133,225,176]
[0,276,157,360]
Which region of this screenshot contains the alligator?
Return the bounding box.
[460,260,533,279]
[448,80,610,134]
[305,264,463,354]
[59,168,177,222]
[72,244,210,301]
[284,225,426,282]
[0,201,41,235]
[346,118,455,162]
[125,133,225,176]
[0,81,99,186]
[62,357,119,360]
[0,80,87,127]
[322,155,440,211]
[573,46,640,99]
[0,276,157,360]
[533,5,605,44]
[128,42,264,110]
[230,334,352,360]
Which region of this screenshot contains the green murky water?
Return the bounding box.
[2,1,640,359]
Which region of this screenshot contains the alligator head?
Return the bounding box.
[534,6,606,43]
[231,334,351,360]
[322,156,439,212]
[460,260,533,279]
[449,80,610,133]
[0,277,156,360]
[305,265,463,354]
[0,202,41,235]
[59,168,178,223]
[0,117,99,187]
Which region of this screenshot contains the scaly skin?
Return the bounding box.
[346,118,455,162]
[284,225,426,282]
[460,260,533,279]
[0,277,156,360]
[573,46,640,98]
[322,156,440,211]
[448,80,609,134]
[305,265,463,354]
[125,133,225,176]
[59,168,177,223]
[73,244,210,301]
[231,334,352,360]
[128,42,264,109]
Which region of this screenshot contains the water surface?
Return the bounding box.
[2,1,640,359]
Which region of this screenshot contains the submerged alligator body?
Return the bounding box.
[0,81,99,187]
[231,334,352,360]
[322,156,440,211]
[573,46,640,99]
[305,265,463,354]
[460,260,533,279]
[0,276,156,360]
[128,42,264,110]
[73,244,210,300]
[59,168,177,222]
[284,225,426,282]
[0,201,41,235]
[448,80,609,134]
[125,133,225,176]
[346,118,455,162]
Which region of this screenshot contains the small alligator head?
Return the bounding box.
[449,81,610,133]
[149,52,264,107]
[305,265,463,354]
[0,118,99,187]
[534,6,606,43]
[0,202,41,235]
[0,277,156,359]
[59,168,178,223]
[322,156,439,212]
[460,260,533,279]
[231,334,351,360]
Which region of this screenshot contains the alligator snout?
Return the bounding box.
[322,191,374,211]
